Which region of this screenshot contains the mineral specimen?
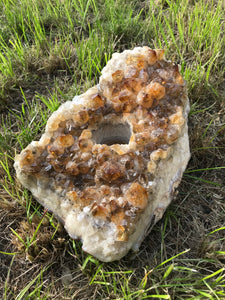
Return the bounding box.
[14,47,190,262]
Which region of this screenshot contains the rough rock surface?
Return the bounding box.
[14,47,190,262]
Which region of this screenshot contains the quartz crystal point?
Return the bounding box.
[14,47,190,262]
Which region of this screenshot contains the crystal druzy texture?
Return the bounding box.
[14,47,190,262]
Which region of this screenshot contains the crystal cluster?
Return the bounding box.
[14,47,190,261]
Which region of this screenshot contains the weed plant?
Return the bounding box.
[0,0,225,299]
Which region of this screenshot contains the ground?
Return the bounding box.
[0,0,225,299]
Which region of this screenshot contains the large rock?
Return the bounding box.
[14,47,190,262]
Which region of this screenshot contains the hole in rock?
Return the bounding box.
[92,122,131,146]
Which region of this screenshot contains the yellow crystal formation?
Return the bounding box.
[15,47,190,261]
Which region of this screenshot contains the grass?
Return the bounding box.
[0,0,225,298]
